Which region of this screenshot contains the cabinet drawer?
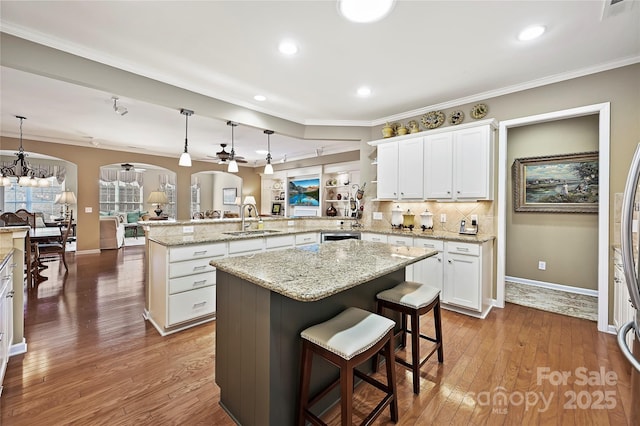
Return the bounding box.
[169,258,215,278]
[387,235,413,246]
[446,242,480,256]
[266,235,295,249]
[169,271,216,295]
[362,233,387,243]
[168,285,216,325]
[169,243,227,262]
[414,238,444,251]
[295,233,318,245]
[228,238,265,255]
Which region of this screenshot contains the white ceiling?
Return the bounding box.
[1,0,639,167]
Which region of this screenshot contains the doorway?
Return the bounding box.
[497,102,611,332]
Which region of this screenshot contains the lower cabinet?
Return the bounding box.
[149,241,226,335]
[295,232,319,247]
[0,252,14,395]
[412,237,493,317]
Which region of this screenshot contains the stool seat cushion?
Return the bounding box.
[301,307,395,360]
[377,281,440,309]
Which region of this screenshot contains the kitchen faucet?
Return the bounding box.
[240,202,259,230]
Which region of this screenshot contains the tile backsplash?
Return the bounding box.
[362,199,495,235]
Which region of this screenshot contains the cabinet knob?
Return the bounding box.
[437,257,442,262]
[447,191,451,194]
[448,259,453,263]
[457,191,461,194]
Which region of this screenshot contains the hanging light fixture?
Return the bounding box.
[179,109,193,167]
[263,130,274,175]
[227,121,239,173]
[0,116,52,187]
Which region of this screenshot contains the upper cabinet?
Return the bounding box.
[369,119,496,202]
[374,136,424,200]
[424,124,494,200]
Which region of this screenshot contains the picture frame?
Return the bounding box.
[271,203,282,215]
[512,151,599,213]
[279,191,285,200]
[222,187,237,205]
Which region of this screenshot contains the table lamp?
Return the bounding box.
[56,190,77,221]
[147,191,168,216]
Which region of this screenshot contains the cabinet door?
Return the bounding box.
[398,137,424,199]
[444,252,481,311]
[413,254,444,293]
[424,133,453,199]
[454,126,492,199]
[376,142,399,199]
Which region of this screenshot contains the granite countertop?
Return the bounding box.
[210,239,436,302]
[148,226,495,247]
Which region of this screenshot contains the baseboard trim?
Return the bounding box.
[506,276,598,297]
[9,338,27,356]
[76,249,101,256]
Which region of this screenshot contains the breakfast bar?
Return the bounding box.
[211,239,436,425]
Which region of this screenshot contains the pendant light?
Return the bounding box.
[179,109,193,167]
[263,130,274,175]
[227,121,239,173]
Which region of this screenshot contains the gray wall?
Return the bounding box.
[506,116,599,290]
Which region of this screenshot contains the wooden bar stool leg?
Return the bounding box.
[341,362,354,426]
[384,334,399,422]
[435,301,444,362]
[410,310,421,394]
[297,340,313,426]
[400,313,408,348]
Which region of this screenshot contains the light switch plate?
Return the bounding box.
[373,212,383,220]
[84,207,93,213]
[440,214,446,223]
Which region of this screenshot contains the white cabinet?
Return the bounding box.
[228,238,265,257]
[0,252,14,395]
[443,241,492,314]
[149,241,226,335]
[424,123,494,201]
[361,233,388,243]
[614,249,637,349]
[413,238,444,294]
[376,137,424,200]
[295,232,319,247]
[265,235,296,251]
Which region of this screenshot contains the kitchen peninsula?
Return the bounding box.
[210,239,436,426]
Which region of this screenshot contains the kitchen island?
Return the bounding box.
[210,239,436,426]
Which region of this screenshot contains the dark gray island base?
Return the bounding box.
[211,240,436,425]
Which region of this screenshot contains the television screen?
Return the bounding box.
[288,178,320,206]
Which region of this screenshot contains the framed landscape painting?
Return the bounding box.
[512,151,599,213]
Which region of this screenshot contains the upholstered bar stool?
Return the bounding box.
[375,281,443,394]
[297,307,398,426]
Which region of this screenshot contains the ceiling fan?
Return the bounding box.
[209,143,248,164]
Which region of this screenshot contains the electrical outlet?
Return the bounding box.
[440,213,446,223]
[538,261,546,270]
[287,220,295,227]
[183,226,194,233]
[373,212,383,220]
[470,214,478,223]
[84,207,93,213]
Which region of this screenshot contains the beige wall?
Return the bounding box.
[506,116,599,290]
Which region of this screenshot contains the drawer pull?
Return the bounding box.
[192,280,208,287]
[456,247,469,252]
[193,265,208,271]
[372,238,381,242]
[193,301,207,308]
[395,241,406,245]
[193,250,208,256]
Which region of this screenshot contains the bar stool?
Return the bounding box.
[297,307,398,426]
[375,281,443,394]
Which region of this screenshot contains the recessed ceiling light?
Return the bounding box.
[254,95,267,101]
[338,0,395,23]
[279,40,298,55]
[357,86,371,97]
[518,25,546,41]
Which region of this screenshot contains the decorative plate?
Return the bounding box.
[470,103,488,119]
[448,110,465,125]
[421,111,445,129]
[273,181,282,189]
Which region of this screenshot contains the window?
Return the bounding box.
[99,169,143,213]
[2,177,64,217]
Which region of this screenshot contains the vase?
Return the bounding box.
[326,203,337,217]
[382,123,394,138]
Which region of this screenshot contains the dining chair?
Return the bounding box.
[14,209,36,228]
[37,219,73,271]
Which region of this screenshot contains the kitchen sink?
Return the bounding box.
[223,229,282,236]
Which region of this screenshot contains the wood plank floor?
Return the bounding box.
[0,246,635,425]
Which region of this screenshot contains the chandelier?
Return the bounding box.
[1,116,53,187]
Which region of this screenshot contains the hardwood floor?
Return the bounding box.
[0,246,635,425]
